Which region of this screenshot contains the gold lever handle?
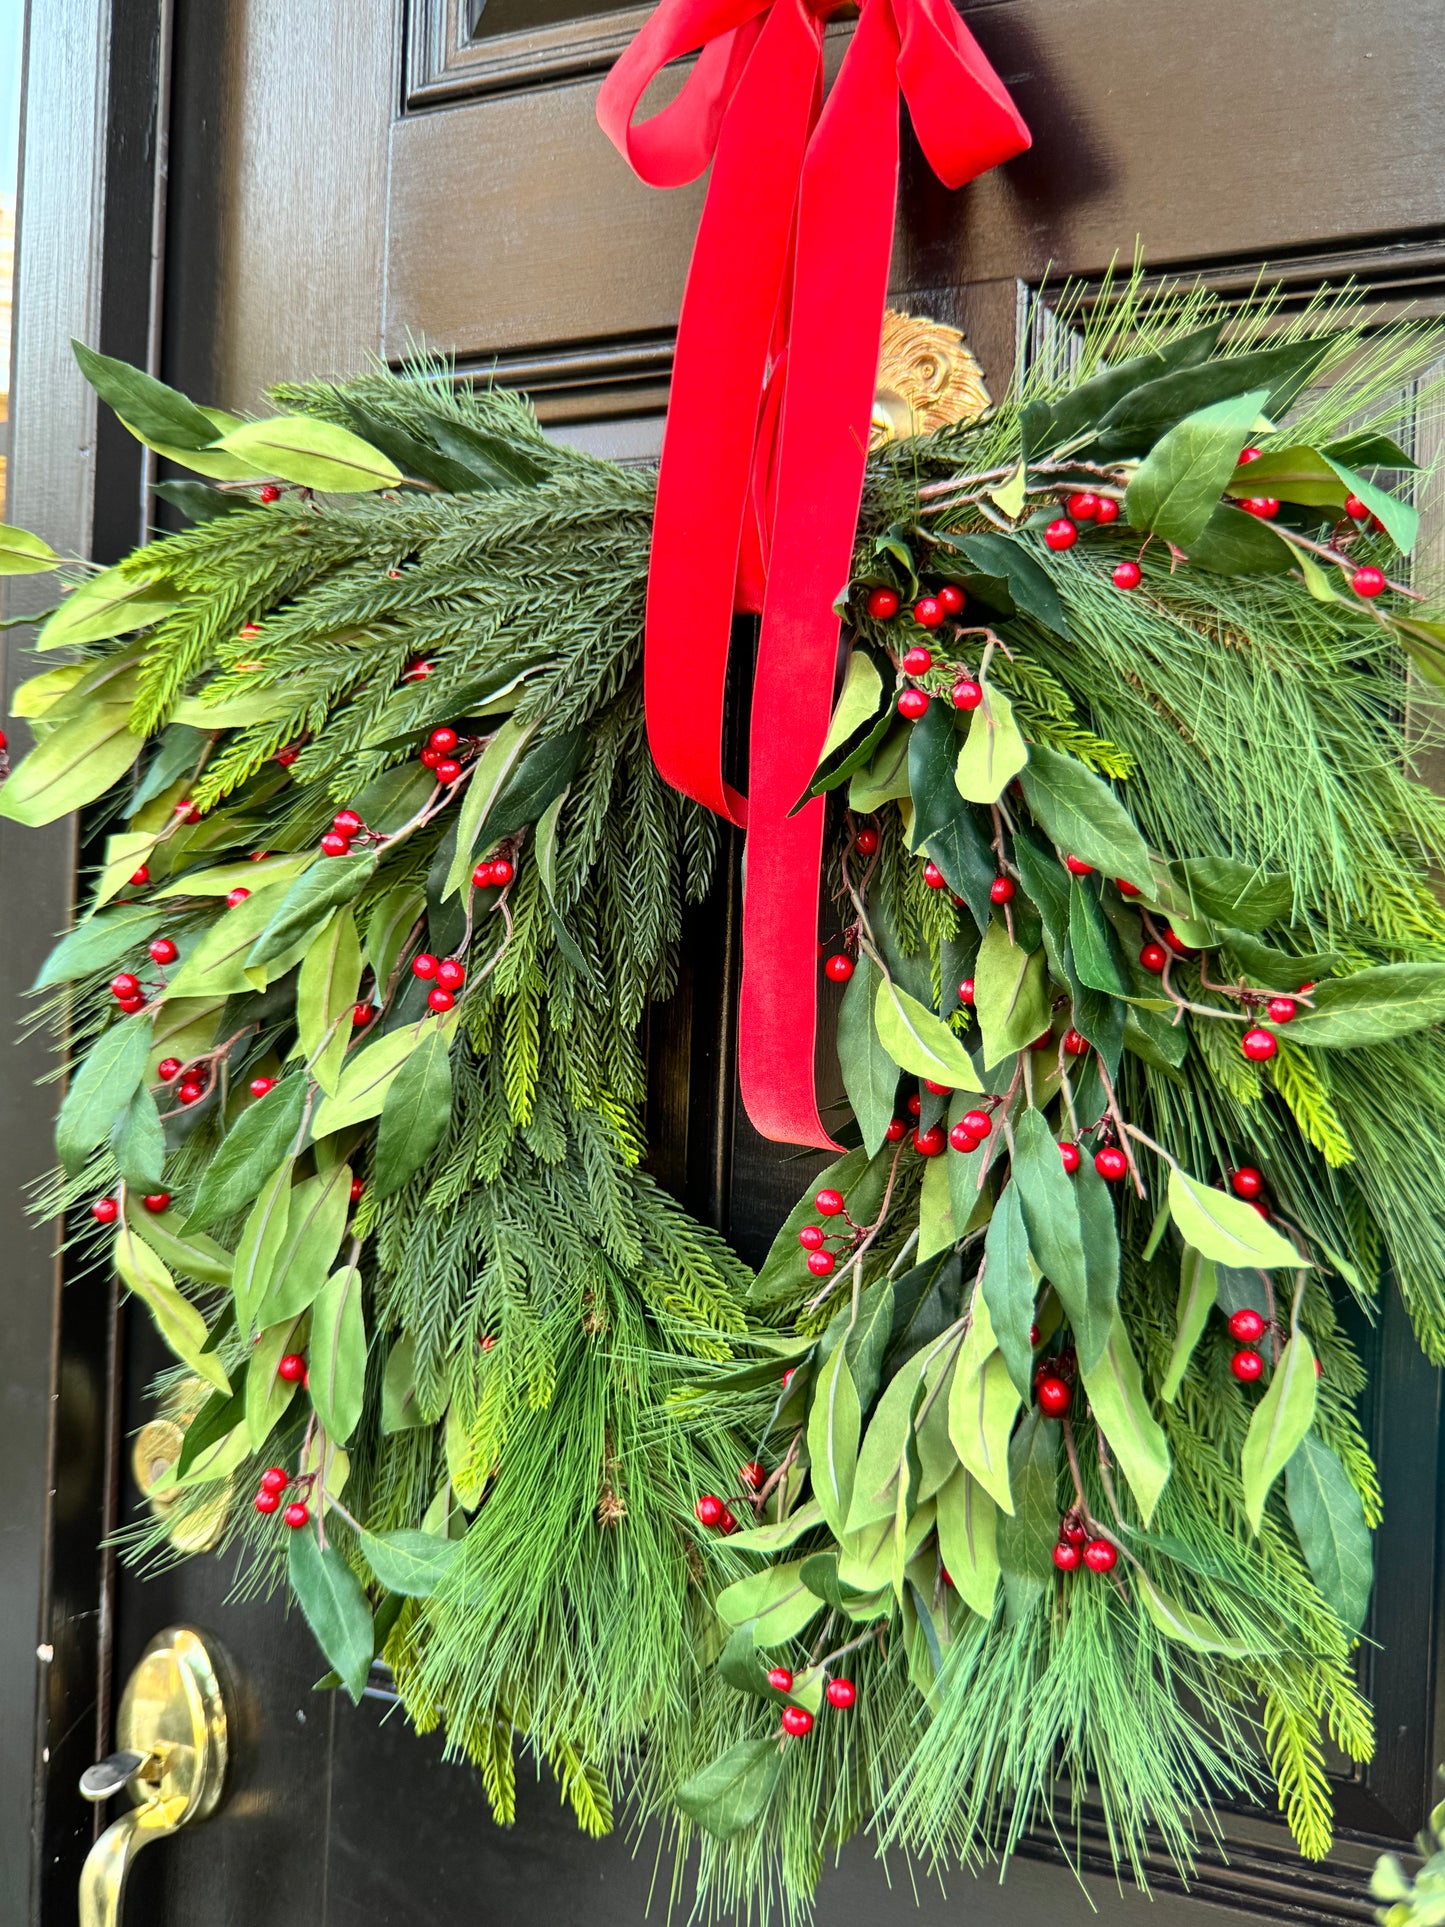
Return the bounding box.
[78,1626,229,1927]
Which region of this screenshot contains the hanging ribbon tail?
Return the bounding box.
[600,0,1029,1149]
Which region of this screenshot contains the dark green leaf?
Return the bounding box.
[1092,337,1335,458]
[426,416,549,489]
[73,340,220,450]
[1180,501,1293,575]
[1068,875,1130,996]
[477,728,585,850]
[944,530,1071,638]
[1012,1109,1101,1365]
[288,1527,375,1703]
[185,1075,307,1231]
[1073,1157,1122,1374]
[151,480,245,522]
[1285,963,1445,1047]
[1125,390,1269,547]
[1161,1247,1217,1403]
[374,1026,453,1198]
[1080,1315,1171,1524]
[996,1407,1060,1623]
[836,955,899,1156]
[675,1740,782,1839]
[1242,1325,1318,1533]
[1322,455,1418,553]
[246,855,378,969]
[1322,430,1417,472]
[832,1276,897,1411]
[357,1527,460,1599]
[176,1374,247,1477]
[57,1019,153,1174]
[339,402,492,493]
[716,1626,787,1702]
[973,921,1051,1067]
[981,1181,1035,1396]
[256,1164,353,1325]
[1221,930,1338,993]
[881,1250,962,1388]
[807,1342,860,1540]
[1285,1436,1373,1632]
[1020,324,1222,459]
[310,1264,367,1445]
[1172,857,1293,932]
[33,905,165,988]
[1017,745,1150,887]
[110,1084,166,1190]
[907,701,996,929]
[799,1552,886,1616]
[381,1334,431,1432]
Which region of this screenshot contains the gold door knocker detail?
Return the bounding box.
[871,309,990,449]
[79,1626,230,1927]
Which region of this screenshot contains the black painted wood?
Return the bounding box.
[8,0,1445,1921]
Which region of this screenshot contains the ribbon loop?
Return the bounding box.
[599,0,1028,1147]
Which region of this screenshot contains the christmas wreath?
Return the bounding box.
[7,279,1445,1918]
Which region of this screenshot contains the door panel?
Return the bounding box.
[11,0,1445,1920]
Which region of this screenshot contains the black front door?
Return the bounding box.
[6,2,1445,1922]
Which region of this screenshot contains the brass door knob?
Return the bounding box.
[78,1626,229,1927]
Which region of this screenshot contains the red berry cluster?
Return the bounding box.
[320,806,371,859]
[418,723,474,787]
[253,1464,309,1528]
[797,1186,866,1274]
[1052,1509,1117,1574]
[411,950,467,1013]
[1226,1304,1268,1381]
[471,853,516,890]
[760,1665,856,1738]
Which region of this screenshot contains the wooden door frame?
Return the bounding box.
[0,1,168,1917]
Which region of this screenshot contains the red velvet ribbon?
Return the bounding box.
[598,0,1029,1148]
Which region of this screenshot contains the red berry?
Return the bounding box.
[277,1353,306,1382]
[258,484,281,504]
[1139,942,1168,974]
[110,973,141,1001]
[937,584,965,615]
[118,995,146,1014]
[898,688,930,721]
[1052,1541,1082,1571]
[174,800,201,823]
[913,596,944,629]
[254,1489,281,1514]
[906,1094,922,1117]
[420,745,444,769]
[855,828,879,856]
[923,860,946,890]
[436,958,466,991]
[958,978,976,1006]
[806,1250,835,1277]
[1228,1307,1267,1343]
[1352,566,1387,599]
[141,1192,170,1215]
[740,1461,765,1491]
[780,1706,814,1738]
[914,1125,946,1157]
[1239,447,1263,465]
[1030,1323,1041,1345]
[1066,491,1100,521]
[815,1189,844,1216]
[949,1121,981,1154]
[824,953,854,983]
[403,659,434,681]
[825,1678,857,1709]
[129,865,150,886]
[717,1509,737,1534]
[249,1076,277,1098]
[1231,1166,1264,1200]
[490,859,514,886]
[1162,927,1196,958]
[767,1666,794,1692]
[157,1058,182,1081]
[283,1502,310,1530]
[436,759,463,784]
[695,1494,724,1527]
[1063,1028,1089,1057]
[148,937,178,965]
[226,887,251,908]
[429,727,459,754]
[956,1112,988,1142]
[1344,494,1369,521]
[327,811,359,840]
[1094,1146,1128,1182]
[1094,498,1120,525]
[428,987,455,1012]
[260,1466,288,1493]
[412,953,439,980]
[1044,518,1078,551]
[275,747,300,769]
[799,1225,826,1251]
[1063,855,1095,876]
[1267,996,1297,1024]
[1036,1375,1071,1416]
[902,646,933,676]
[1239,497,1280,519]
[1083,1538,1117,1573]
[1112,561,1142,591]
[990,875,1015,905]
[1116,878,1141,896]
[90,1197,119,1225]
[923,1080,950,1095]
[865,586,900,620]
[320,832,351,857]
[952,677,984,711]
[1231,1349,1264,1383]
[1242,1027,1278,1062]
[781,1369,795,1390]
[471,862,497,888]
[1030,1030,1054,1052]
[884,1118,906,1143]
[177,1081,204,1105]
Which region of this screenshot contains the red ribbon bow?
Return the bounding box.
[599,0,1029,1148]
